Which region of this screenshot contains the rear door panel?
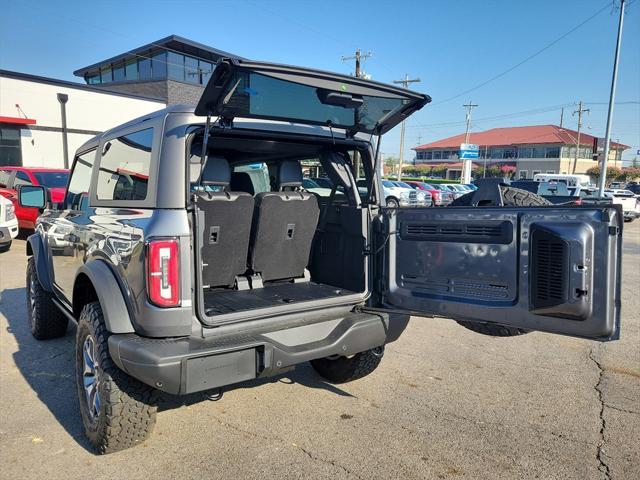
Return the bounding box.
[382,206,622,340]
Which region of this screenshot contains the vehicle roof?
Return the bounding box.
[1,166,69,172]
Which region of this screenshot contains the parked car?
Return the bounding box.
[392,181,431,206]
[438,184,466,200]
[403,181,446,206]
[309,177,334,188]
[0,167,69,230]
[380,180,419,207]
[417,183,454,205]
[0,195,19,252]
[20,58,622,454]
[605,189,640,222]
[625,183,640,196]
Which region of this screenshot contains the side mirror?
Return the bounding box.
[18,185,46,209]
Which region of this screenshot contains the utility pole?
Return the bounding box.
[393,74,421,180]
[559,107,564,128]
[599,0,626,196]
[341,49,372,178]
[572,101,590,174]
[461,101,478,183]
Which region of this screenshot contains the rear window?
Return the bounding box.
[33,171,69,188]
[221,71,410,133]
[96,128,153,201]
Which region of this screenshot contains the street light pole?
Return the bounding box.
[393,74,421,181]
[598,0,626,196]
[461,101,478,183]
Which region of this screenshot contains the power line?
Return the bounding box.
[430,1,614,106]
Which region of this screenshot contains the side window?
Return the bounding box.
[0,169,11,187]
[13,171,33,186]
[66,150,96,211]
[96,128,153,201]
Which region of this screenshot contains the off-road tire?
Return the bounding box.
[450,185,551,207]
[310,346,385,383]
[451,185,550,337]
[26,256,68,339]
[0,241,11,252]
[76,302,157,454]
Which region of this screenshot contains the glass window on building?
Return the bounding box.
[185,56,199,84]
[113,63,125,82]
[100,67,112,83]
[533,147,545,158]
[87,74,101,85]
[545,147,560,158]
[433,151,442,160]
[424,151,432,160]
[97,128,153,202]
[151,51,167,79]
[138,55,152,80]
[416,151,424,160]
[125,59,138,80]
[200,61,213,84]
[167,51,185,81]
[519,170,528,179]
[0,128,22,167]
[503,147,516,158]
[489,148,503,158]
[518,147,533,158]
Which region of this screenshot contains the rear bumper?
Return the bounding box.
[108,311,389,394]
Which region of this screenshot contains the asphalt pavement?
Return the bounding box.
[1,223,638,480]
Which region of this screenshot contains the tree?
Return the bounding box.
[586,165,623,185]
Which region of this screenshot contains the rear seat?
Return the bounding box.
[249,160,320,282]
[195,156,254,288]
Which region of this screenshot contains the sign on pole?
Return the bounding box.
[459,143,480,159]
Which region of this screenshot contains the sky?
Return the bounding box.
[1,0,639,163]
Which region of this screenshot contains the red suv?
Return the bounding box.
[0,167,69,230]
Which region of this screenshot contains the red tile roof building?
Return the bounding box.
[412,125,628,179]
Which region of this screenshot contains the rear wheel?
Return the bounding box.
[0,241,11,252]
[76,302,157,454]
[451,185,550,337]
[26,257,68,339]
[310,346,385,383]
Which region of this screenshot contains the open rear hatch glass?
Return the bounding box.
[195,59,430,135]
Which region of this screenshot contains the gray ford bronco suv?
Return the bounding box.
[18,59,623,453]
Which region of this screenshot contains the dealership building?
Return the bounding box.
[413,125,628,179]
[0,35,241,168]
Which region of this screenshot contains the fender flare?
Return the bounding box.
[26,234,53,291]
[75,261,135,334]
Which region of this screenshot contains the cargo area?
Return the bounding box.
[189,132,370,323]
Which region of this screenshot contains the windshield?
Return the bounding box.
[33,171,69,188]
[382,181,396,188]
[395,182,412,188]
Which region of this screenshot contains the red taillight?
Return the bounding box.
[146,238,180,307]
[574,198,582,205]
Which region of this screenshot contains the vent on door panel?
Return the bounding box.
[530,229,569,309]
[401,220,512,244]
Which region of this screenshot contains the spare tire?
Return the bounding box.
[451,185,550,337]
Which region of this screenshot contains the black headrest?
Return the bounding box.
[200,156,231,186]
[230,172,255,195]
[276,160,302,189]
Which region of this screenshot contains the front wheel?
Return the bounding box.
[0,241,10,252]
[310,346,385,383]
[26,257,68,339]
[386,197,399,208]
[76,302,157,454]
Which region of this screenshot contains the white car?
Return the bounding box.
[381,180,419,207]
[0,196,19,252]
[606,189,640,222]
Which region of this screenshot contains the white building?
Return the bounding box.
[0,70,166,168]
